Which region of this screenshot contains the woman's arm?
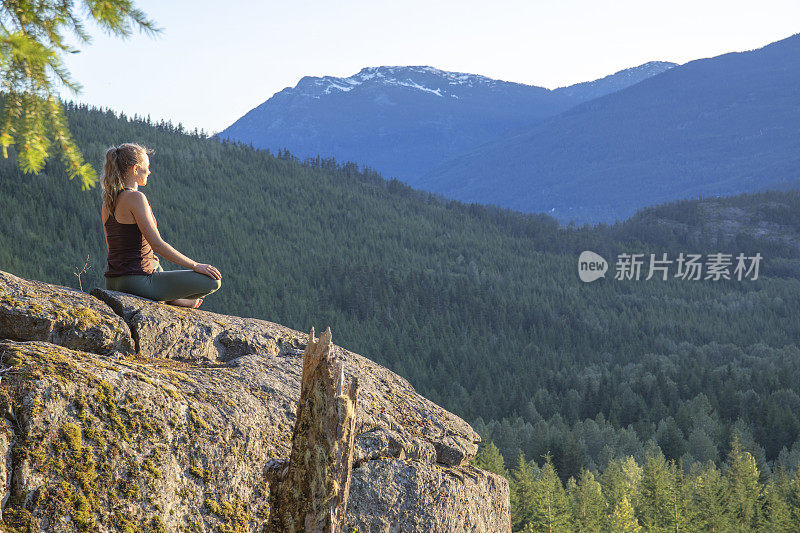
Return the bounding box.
[127,192,221,280]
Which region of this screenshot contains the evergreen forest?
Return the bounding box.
[472,435,800,532]
[2,103,800,530]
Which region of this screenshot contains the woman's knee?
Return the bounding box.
[200,275,221,293]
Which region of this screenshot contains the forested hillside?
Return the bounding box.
[2,103,800,500]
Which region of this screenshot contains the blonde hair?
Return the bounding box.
[101,143,154,215]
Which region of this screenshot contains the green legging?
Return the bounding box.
[105,264,221,302]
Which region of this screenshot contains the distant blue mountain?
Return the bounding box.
[424,34,800,224]
[553,61,678,101]
[217,63,675,185]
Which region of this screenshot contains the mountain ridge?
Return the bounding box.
[553,60,677,100]
[290,65,524,100]
[218,61,675,184]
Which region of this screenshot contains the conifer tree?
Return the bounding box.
[528,454,572,532]
[567,469,605,532]
[0,0,159,188]
[668,460,690,532]
[789,465,800,526]
[511,452,538,531]
[725,434,761,531]
[472,440,508,478]
[601,456,642,512]
[608,496,642,533]
[688,462,730,531]
[637,453,677,532]
[621,456,643,509]
[759,476,794,532]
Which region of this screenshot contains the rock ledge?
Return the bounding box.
[0,270,510,532]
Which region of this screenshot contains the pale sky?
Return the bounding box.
[61,0,800,134]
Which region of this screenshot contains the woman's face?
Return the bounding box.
[134,154,151,186]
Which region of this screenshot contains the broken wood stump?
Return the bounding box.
[275,326,359,533]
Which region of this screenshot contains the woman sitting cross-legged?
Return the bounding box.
[101,142,222,308]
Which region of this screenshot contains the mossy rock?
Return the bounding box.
[0,270,134,357]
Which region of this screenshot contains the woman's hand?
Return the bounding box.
[193,263,222,280]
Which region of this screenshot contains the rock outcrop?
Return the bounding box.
[0,270,510,532]
[0,271,133,357]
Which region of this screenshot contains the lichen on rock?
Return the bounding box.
[0,271,133,357]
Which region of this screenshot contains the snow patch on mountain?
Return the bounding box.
[280,62,678,104]
[288,66,511,100]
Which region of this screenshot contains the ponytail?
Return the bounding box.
[101,143,153,215]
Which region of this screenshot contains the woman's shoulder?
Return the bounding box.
[118,189,148,207]
[119,190,155,224]
[119,188,146,199]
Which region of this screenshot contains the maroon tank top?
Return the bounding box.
[104,188,159,277]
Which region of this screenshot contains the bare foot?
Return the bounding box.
[166,298,202,308]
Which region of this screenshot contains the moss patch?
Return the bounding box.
[188,408,210,432]
[60,423,82,452]
[151,515,167,533]
[142,458,163,480]
[1,507,33,533]
[189,465,211,483]
[0,343,169,531]
[204,495,249,533]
